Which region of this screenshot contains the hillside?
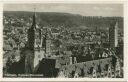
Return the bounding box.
[4,11,123,32]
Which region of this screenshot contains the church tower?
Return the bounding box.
[43,28,51,57]
[109,22,119,48]
[26,10,45,73]
[27,12,36,50]
[25,12,36,74]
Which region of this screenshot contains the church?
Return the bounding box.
[25,12,48,73]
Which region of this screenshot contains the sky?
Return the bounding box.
[4,4,123,17]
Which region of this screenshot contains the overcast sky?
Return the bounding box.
[4,4,123,17]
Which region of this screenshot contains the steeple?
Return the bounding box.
[27,8,36,50]
[31,8,36,29]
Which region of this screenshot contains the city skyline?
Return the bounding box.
[3,3,124,78]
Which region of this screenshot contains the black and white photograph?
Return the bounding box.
[3,3,124,78]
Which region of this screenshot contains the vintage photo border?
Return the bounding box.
[0,0,127,81]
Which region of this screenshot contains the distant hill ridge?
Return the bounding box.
[4,11,123,31]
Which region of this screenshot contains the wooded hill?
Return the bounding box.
[4,11,123,32]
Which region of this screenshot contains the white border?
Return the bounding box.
[0,0,127,81]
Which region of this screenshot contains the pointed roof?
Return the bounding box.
[31,11,36,29]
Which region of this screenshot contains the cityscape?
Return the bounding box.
[3,4,123,78]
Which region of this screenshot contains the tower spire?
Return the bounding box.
[31,7,36,29]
